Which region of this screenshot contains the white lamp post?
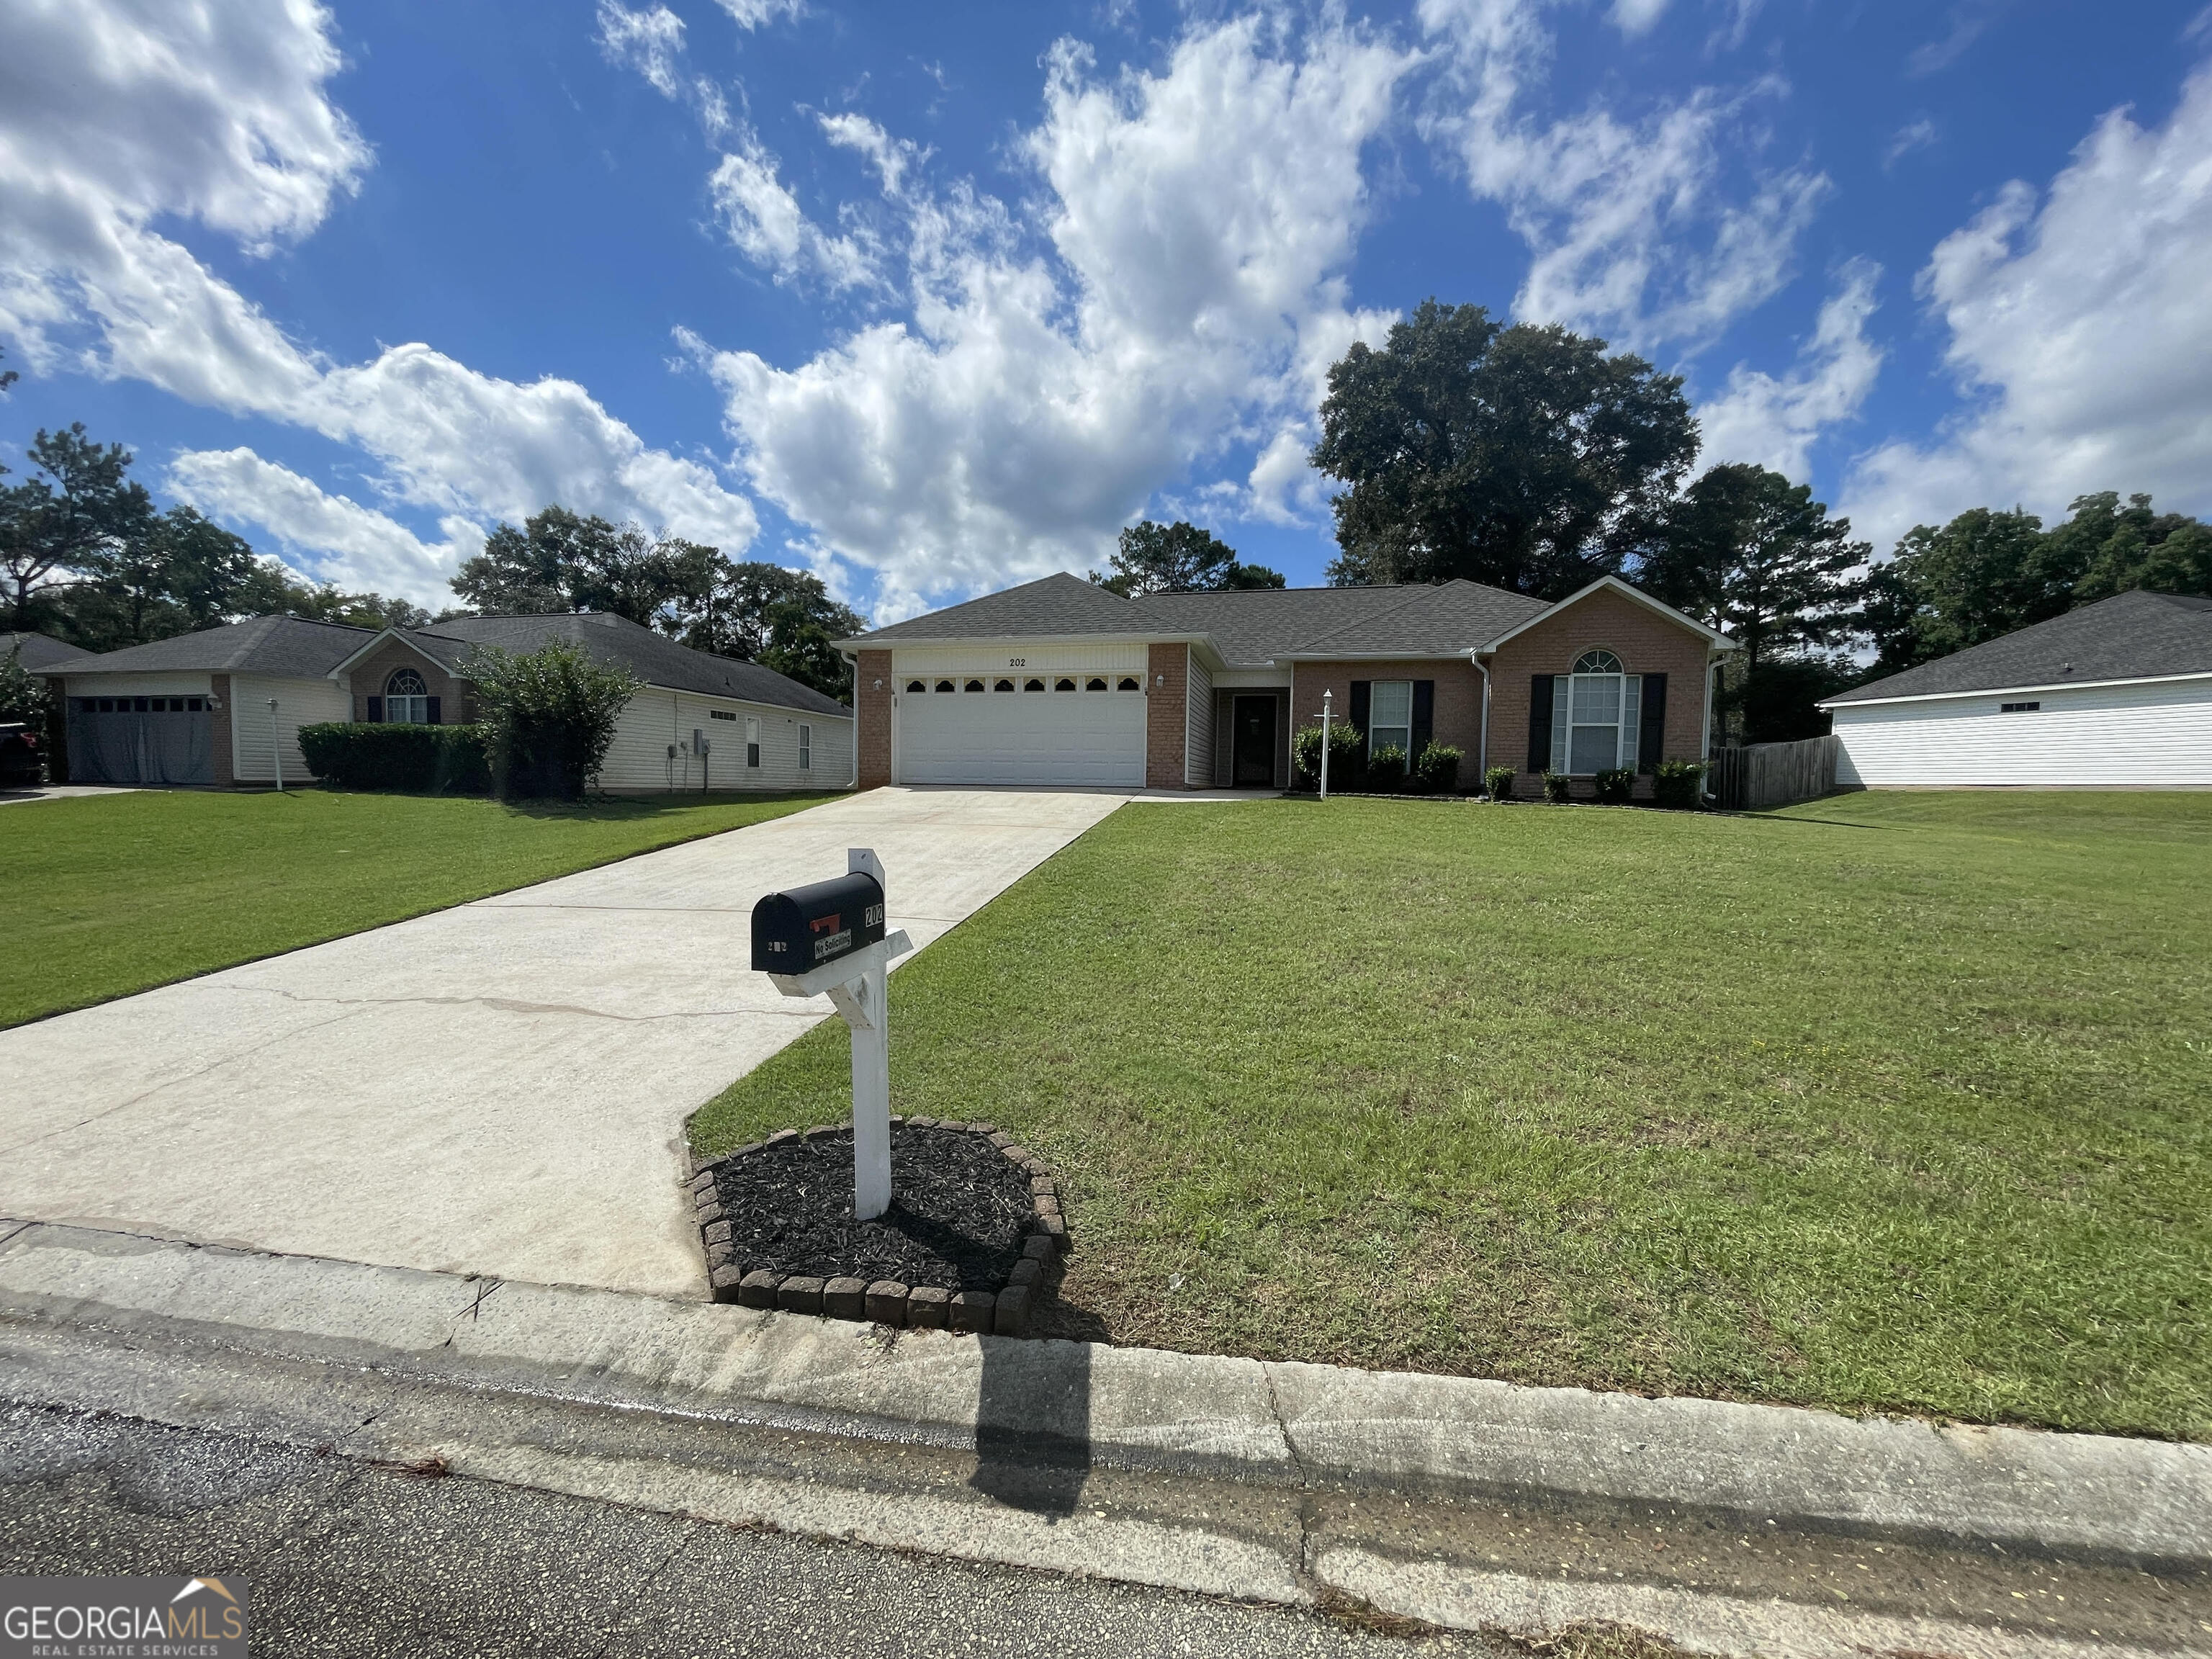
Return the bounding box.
[1319,688,1332,800]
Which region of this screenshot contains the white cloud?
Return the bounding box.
[1884,117,1938,168]
[1608,0,1671,37]
[1419,0,1825,354]
[1695,259,1882,480]
[168,448,475,602]
[714,0,803,29]
[699,17,1412,619]
[595,1,688,99]
[1845,64,2212,550]
[819,112,925,199]
[0,0,760,592]
[709,138,878,289]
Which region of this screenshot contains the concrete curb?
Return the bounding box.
[2,1218,2206,1573]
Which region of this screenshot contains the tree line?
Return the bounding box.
[1,359,866,705]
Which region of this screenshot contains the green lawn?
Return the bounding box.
[2,788,837,1027]
[693,791,2212,1439]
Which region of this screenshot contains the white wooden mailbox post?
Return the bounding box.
[757,849,912,1220]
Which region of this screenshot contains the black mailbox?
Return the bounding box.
[751,871,886,974]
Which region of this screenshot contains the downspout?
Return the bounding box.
[842,650,859,789]
[1473,652,1492,788]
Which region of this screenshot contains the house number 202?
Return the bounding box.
[1007,657,1026,667]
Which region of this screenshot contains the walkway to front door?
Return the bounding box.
[1232,694,1277,787]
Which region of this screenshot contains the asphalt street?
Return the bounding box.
[0,1403,1539,1659]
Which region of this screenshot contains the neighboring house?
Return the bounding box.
[1820,589,2212,788]
[42,610,853,791]
[40,615,365,787]
[840,573,1737,792]
[4,631,93,672]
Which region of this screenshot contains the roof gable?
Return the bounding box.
[40,615,374,678]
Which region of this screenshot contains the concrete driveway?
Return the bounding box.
[0,788,1124,1296]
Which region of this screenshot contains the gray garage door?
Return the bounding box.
[67,695,215,786]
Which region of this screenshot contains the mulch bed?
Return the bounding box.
[703,1123,1033,1290]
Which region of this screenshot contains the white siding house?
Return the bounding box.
[229,671,354,785]
[601,686,854,793]
[1822,590,2212,788]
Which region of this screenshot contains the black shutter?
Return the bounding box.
[367,696,382,723]
[1349,680,1370,738]
[1638,674,1667,770]
[426,695,441,726]
[1527,675,1552,773]
[1411,680,1434,757]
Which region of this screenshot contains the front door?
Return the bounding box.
[1231,695,1277,787]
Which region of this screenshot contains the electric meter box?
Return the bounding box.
[751,871,886,974]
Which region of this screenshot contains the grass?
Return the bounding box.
[2,787,837,1027]
[692,790,2212,1439]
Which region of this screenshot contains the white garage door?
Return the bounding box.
[897,682,1146,787]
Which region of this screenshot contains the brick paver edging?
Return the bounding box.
[685,1118,1067,1339]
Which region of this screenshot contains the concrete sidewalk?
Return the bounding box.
[0,788,1122,1296]
[4,1221,2206,1658]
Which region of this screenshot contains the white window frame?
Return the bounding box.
[385,668,430,725]
[745,715,761,769]
[799,723,812,770]
[1367,679,1413,759]
[1551,652,1640,774]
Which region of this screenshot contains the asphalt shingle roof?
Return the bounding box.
[848,574,1559,666]
[5,631,94,672]
[400,612,850,717]
[1825,589,2212,704]
[37,615,374,678]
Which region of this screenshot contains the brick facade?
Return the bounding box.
[1488,586,1713,796]
[1145,642,1187,788]
[346,639,473,724]
[855,649,893,789]
[1289,658,1485,769]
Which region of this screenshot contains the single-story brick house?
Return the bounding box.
[42,611,853,791]
[840,573,1737,791]
[1820,588,2212,787]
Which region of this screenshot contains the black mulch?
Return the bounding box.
[706,1125,1036,1291]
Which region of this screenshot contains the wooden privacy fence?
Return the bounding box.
[1709,734,1840,811]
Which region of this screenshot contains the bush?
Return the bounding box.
[298,722,492,793]
[1367,744,1408,789]
[468,639,642,799]
[1541,770,1571,804]
[1415,743,1462,794]
[1292,718,1369,792]
[1651,757,1706,810]
[1483,764,1514,801]
[1594,767,1637,804]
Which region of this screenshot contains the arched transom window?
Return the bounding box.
[384,667,431,724]
[1551,649,1640,774]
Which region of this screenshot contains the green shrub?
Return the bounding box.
[1367,744,1408,789]
[298,722,492,794]
[1414,743,1462,794]
[1292,719,1368,791]
[1594,767,1636,804]
[1651,757,1706,810]
[1483,764,1514,801]
[1541,770,1571,804]
[468,639,642,799]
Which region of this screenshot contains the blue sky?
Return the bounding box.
[4,0,2209,623]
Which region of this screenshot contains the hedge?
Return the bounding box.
[297,722,493,794]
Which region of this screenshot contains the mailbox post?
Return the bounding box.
[752,850,912,1220]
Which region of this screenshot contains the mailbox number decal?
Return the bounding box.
[813,929,853,961]
[864,903,884,928]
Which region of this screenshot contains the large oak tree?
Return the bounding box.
[1310,301,1699,598]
